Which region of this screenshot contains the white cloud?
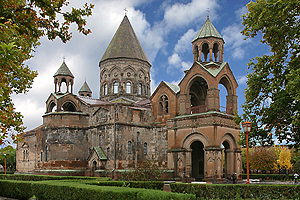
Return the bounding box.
[237,75,247,85]
[174,29,197,54]
[235,6,248,20]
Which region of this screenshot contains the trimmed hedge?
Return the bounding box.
[31,180,195,200]
[242,173,294,181]
[0,180,34,200]
[87,181,165,190]
[0,174,108,181]
[170,183,300,199]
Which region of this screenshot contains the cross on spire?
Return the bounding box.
[124,8,128,15]
[206,8,210,19]
[63,56,66,62]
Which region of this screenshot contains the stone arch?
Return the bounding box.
[182,132,210,149]
[102,81,109,96]
[61,101,77,112]
[124,65,136,76]
[47,101,57,113]
[137,68,146,80]
[220,133,237,177]
[187,76,208,110]
[158,94,169,115]
[201,42,209,62]
[218,74,235,114]
[100,68,109,79]
[213,43,219,62]
[218,75,234,96]
[110,65,122,78]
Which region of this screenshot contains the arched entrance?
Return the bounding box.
[191,141,204,180]
[92,160,97,176]
[222,141,230,178]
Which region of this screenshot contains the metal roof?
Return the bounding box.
[53,61,74,77]
[192,16,223,42]
[79,81,92,93]
[100,15,150,64]
[163,81,180,94]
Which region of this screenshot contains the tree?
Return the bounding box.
[0,0,93,145]
[249,147,277,172]
[239,0,300,146]
[0,146,16,171]
[277,147,293,173]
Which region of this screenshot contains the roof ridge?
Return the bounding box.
[192,16,223,42]
[53,61,74,78]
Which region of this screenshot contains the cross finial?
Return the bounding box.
[63,56,65,62]
[124,8,128,15]
[206,8,210,19]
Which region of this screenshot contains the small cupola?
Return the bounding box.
[53,60,74,93]
[78,81,92,97]
[192,16,224,63]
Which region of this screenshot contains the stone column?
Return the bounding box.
[207,88,219,111]
[185,149,192,178]
[209,48,213,62]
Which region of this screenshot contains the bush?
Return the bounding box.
[0,180,34,200]
[31,180,195,200]
[241,173,294,181]
[170,183,300,199]
[0,174,106,181]
[88,181,164,190]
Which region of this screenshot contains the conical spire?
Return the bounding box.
[79,81,92,93]
[53,61,74,78]
[192,16,223,42]
[100,15,149,64]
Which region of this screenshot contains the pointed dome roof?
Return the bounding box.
[53,61,74,77]
[192,16,223,42]
[79,81,92,93]
[100,15,150,64]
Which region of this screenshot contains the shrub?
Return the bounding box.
[0,174,106,181]
[88,181,164,190]
[170,183,300,199]
[31,180,195,200]
[132,159,163,181]
[0,180,34,200]
[241,173,294,181]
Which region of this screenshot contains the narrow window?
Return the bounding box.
[99,134,102,147]
[139,83,142,95]
[128,141,132,154]
[26,150,29,160]
[23,150,26,161]
[159,95,169,114]
[144,143,147,155]
[45,146,49,162]
[107,147,110,160]
[104,83,108,95]
[113,82,118,94]
[41,152,43,161]
[136,132,140,144]
[146,85,149,96]
[126,82,131,94]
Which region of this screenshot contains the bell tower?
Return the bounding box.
[53,61,74,94]
[192,16,224,63]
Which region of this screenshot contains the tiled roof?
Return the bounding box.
[192,16,223,42]
[53,61,74,77]
[79,81,92,93]
[163,81,180,94]
[77,95,109,105]
[94,147,107,160]
[100,15,150,64]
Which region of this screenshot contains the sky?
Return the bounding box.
[11,0,271,136]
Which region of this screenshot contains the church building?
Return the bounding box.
[16,15,241,182]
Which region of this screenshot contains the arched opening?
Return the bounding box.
[107,147,110,160]
[104,83,108,95]
[191,141,204,180]
[61,78,68,93]
[45,146,49,162]
[92,160,97,176]
[113,82,118,94]
[128,141,132,154]
[144,143,147,155]
[126,82,131,94]
[189,77,208,113]
[213,43,219,62]
[62,102,76,112]
[159,95,169,115]
[138,83,142,95]
[219,77,233,115]
[202,43,209,62]
[48,101,57,113]
[222,141,230,179]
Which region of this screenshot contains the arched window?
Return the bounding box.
[107,147,110,160]
[139,83,142,95]
[62,102,76,112]
[41,152,43,161]
[159,95,169,114]
[113,82,118,94]
[136,132,140,144]
[144,143,147,155]
[45,146,49,162]
[104,83,108,95]
[128,141,132,154]
[126,82,131,94]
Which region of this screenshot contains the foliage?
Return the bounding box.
[293,160,300,173]
[239,0,300,147]
[249,147,277,171]
[0,180,34,200]
[277,147,293,170]
[132,159,163,181]
[291,147,300,165]
[241,173,294,181]
[88,181,164,190]
[0,174,103,181]
[170,183,300,199]
[0,0,93,145]
[0,146,16,171]
[241,147,254,170]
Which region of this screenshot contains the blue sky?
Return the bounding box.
[10,0,271,138]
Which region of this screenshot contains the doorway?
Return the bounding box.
[191,141,204,180]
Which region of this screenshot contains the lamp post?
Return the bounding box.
[242,121,252,184]
[3,153,6,175]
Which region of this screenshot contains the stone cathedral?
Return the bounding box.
[16,15,241,182]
